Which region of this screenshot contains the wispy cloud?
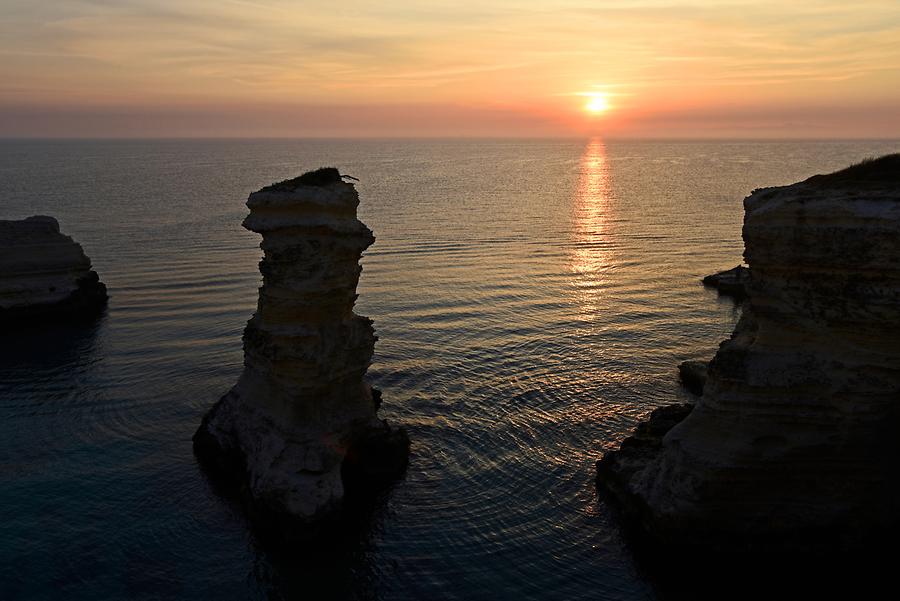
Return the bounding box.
[1,0,898,136]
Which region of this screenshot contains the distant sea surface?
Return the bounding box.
[1,138,897,600]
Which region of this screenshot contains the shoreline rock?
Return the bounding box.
[0,216,107,323]
[193,168,409,541]
[596,403,694,506]
[676,360,707,395]
[598,154,900,553]
[701,265,749,299]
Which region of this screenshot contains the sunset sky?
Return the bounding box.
[2,0,898,138]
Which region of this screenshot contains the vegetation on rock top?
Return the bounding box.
[803,153,899,189]
[260,167,344,192]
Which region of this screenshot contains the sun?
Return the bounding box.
[584,93,610,115]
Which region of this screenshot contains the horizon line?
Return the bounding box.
[3,135,900,143]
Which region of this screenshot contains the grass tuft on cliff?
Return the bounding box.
[261,167,343,191]
[803,153,900,189]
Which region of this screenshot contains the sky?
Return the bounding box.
[1,0,899,138]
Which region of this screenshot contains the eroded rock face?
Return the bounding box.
[0,216,107,323]
[194,168,409,539]
[598,155,900,552]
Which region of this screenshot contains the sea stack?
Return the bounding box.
[194,168,409,539]
[597,155,900,552]
[0,215,107,323]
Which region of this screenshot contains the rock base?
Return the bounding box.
[0,271,107,324]
[194,387,409,543]
[596,403,693,528]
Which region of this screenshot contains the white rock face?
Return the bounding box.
[0,215,107,321]
[598,155,900,551]
[194,170,408,537]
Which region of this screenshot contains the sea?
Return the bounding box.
[1,138,897,600]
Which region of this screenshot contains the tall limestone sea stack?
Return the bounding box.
[0,215,107,323]
[597,154,900,553]
[194,168,409,539]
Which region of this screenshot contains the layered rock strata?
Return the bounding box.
[0,216,107,323]
[194,168,409,538]
[598,155,900,552]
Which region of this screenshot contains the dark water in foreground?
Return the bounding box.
[1,139,897,600]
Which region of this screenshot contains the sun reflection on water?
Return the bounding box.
[569,138,614,317]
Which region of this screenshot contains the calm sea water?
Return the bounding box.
[1,138,897,600]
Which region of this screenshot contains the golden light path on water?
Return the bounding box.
[570,138,614,319]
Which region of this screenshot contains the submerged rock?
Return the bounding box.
[676,360,707,395]
[194,168,409,540]
[0,216,107,323]
[597,154,900,553]
[701,265,749,299]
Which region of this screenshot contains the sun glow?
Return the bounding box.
[584,93,611,115]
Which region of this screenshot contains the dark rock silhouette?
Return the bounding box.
[194,169,409,541]
[701,265,749,299]
[0,216,107,323]
[260,166,343,191]
[677,360,707,395]
[598,154,900,553]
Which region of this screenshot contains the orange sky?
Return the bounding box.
[1,0,899,138]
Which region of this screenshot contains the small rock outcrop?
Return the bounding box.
[193,168,409,539]
[701,265,749,299]
[0,216,107,323]
[598,155,900,553]
[677,360,707,395]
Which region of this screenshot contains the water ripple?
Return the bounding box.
[2,138,896,601]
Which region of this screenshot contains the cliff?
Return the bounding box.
[0,215,107,323]
[193,168,409,540]
[597,154,900,552]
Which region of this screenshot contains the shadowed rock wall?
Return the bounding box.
[598,155,900,551]
[0,215,107,322]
